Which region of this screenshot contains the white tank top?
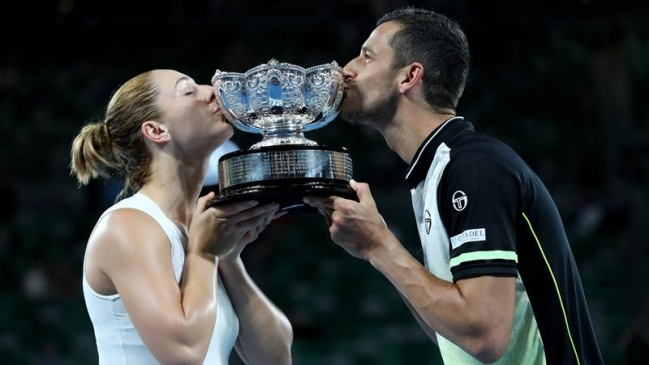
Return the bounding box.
[82,193,239,365]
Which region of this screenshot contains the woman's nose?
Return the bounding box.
[203,85,216,103]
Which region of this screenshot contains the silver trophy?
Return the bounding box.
[209,59,355,212]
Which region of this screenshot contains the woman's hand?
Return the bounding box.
[221,203,287,262]
[188,192,282,257]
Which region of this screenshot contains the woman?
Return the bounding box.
[70,69,293,365]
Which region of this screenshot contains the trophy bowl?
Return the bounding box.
[208,59,356,213]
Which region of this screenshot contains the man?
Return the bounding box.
[305,7,604,364]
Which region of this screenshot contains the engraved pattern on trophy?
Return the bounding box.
[210,59,356,213]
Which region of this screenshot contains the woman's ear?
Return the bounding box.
[398,62,424,94]
[142,121,170,144]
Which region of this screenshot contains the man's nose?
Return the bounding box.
[342,62,356,82]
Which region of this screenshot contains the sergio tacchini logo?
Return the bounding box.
[452,190,467,211]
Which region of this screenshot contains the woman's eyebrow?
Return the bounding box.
[175,76,190,88]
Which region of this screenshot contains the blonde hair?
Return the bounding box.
[70,71,162,201]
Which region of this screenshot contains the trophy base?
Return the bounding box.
[209,144,355,214]
[208,178,357,214]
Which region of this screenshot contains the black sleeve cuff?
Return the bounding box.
[452,261,518,282]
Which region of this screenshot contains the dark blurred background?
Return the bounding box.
[1,0,648,364]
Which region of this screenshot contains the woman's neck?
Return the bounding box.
[139,160,209,227]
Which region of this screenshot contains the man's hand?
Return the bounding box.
[304,180,392,260]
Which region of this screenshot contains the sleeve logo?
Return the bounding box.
[452,190,467,211]
[450,228,486,249]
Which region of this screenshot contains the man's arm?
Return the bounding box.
[368,233,516,363]
[305,181,516,363]
[396,291,438,345]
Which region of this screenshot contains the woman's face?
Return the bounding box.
[152,69,233,157]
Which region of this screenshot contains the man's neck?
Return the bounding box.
[380,104,456,165]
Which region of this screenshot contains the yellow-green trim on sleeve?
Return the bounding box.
[450,250,518,269]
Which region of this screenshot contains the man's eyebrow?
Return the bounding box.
[361,46,374,54]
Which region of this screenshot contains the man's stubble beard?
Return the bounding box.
[340,90,398,129]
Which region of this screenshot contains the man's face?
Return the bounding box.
[341,21,402,127]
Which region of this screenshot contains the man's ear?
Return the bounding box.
[398,62,424,94]
[142,121,170,143]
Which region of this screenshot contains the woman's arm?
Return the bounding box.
[219,256,293,365]
[90,208,218,365]
[87,195,279,365]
